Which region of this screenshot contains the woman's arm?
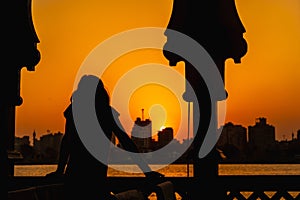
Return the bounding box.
[46,130,69,177]
[46,108,71,177]
[109,108,154,173]
[55,131,69,174]
[112,121,165,181]
[112,120,152,173]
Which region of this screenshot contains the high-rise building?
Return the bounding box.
[14,136,30,152]
[131,109,152,152]
[157,127,174,147]
[248,117,275,148]
[217,122,247,151]
[33,131,63,162]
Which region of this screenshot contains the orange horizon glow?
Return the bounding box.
[15,0,300,143]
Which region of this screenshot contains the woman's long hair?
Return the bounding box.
[72,75,110,108]
[71,74,112,138]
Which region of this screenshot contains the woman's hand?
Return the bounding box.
[45,170,64,178]
[144,171,165,183]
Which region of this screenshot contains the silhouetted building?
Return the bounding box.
[34,131,63,151]
[14,136,30,152]
[297,130,300,141]
[248,117,275,149]
[217,122,247,152]
[157,127,174,148]
[33,131,63,163]
[131,114,152,152]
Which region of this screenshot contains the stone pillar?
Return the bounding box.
[2,0,41,197]
[163,0,247,199]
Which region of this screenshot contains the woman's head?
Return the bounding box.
[72,75,110,106]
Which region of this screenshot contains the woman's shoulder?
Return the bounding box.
[63,104,72,118]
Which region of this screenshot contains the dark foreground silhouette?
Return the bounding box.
[163,0,247,199]
[46,75,163,199]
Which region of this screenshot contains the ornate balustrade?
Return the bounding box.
[8,175,300,200]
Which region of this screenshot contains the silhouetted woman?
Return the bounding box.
[47,75,162,200]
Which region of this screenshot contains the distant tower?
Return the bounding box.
[33,130,36,147]
[141,108,144,121]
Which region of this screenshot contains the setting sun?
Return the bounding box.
[160,126,166,131]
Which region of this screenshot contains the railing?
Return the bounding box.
[220,175,300,200]
[166,176,300,200]
[8,175,300,200]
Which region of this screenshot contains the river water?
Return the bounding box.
[14,163,300,176]
[13,164,300,199]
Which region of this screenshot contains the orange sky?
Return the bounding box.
[16,0,300,142]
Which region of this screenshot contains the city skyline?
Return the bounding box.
[14,116,300,164]
[19,116,300,144]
